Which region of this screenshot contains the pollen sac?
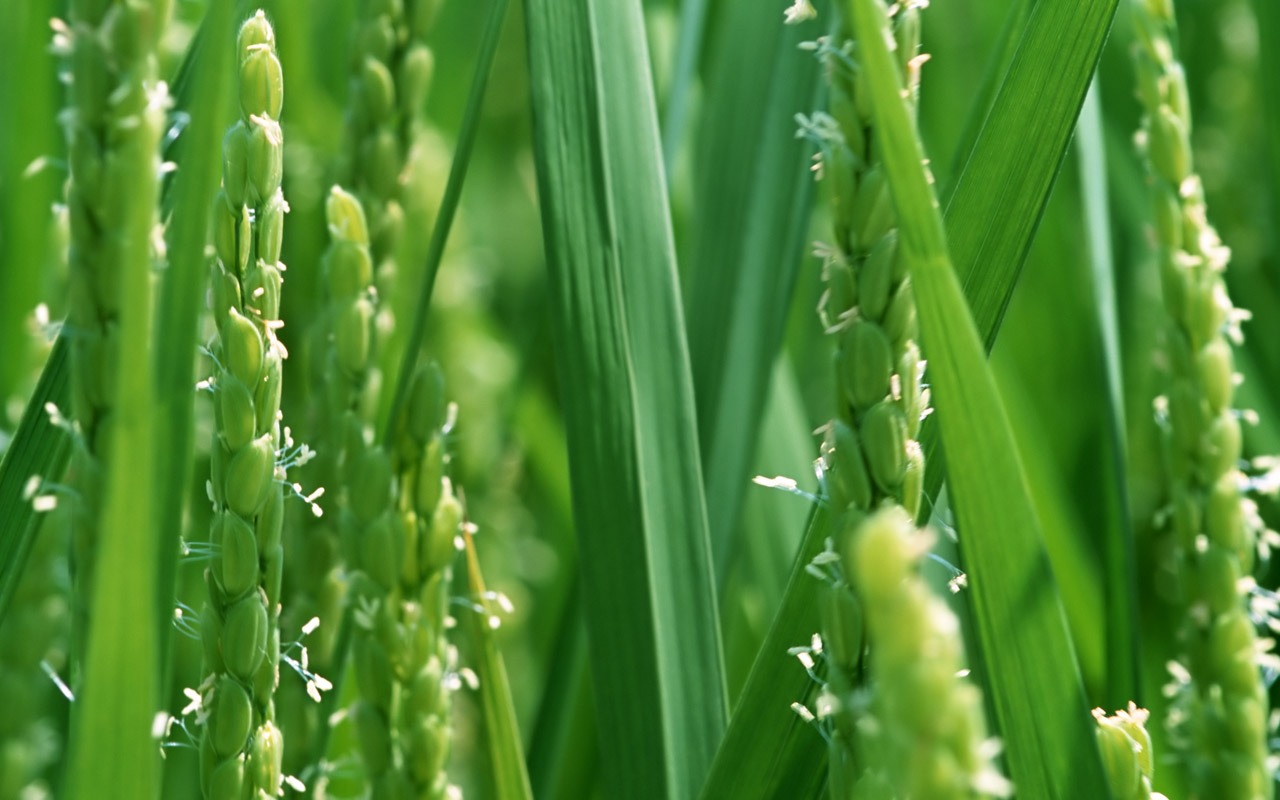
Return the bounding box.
[212,676,254,758]
[861,401,908,493]
[336,297,375,378]
[827,420,871,513]
[249,720,284,798]
[223,593,268,682]
[360,57,397,125]
[257,191,287,267]
[407,364,447,445]
[327,185,370,245]
[1153,187,1181,254]
[247,118,283,204]
[253,623,281,699]
[244,259,282,331]
[362,511,401,593]
[71,34,110,125]
[901,441,925,520]
[364,128,401,199]
[846,506,914,604]
[224,307,265,388]
[1198,545,1242,619]
[859,231,896,323]
[201,599,226,674]
[219,512,259,600]
[399,44,435,116]
[1151,105,1191,186]
[239,48,284,121]
[255,347,283,434]
[1205,473,1247,568]
[212,196,240,273]
[843,321,892,412]
[414,437,444,515]
[851,166,893,251]
[1204,411,1242,482]
[237,10,276,54]
[256,475,285,553]
[224,434,275,519]
[218,376,257,452]
[325,240,375,302]
[207,755,247,800]
[1210,613,1259,697]
[823,261,857,323]
[820,584,863,672]
[1095,719,1143,799]
[426,485,462,574]
[350,448,393,524]
[222,121,251,211]
[883,279,918,351]
[1197,339,1234,415]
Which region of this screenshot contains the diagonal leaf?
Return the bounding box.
[847,0,1108,795]
[1076,79,1138,707]
[0,336,70,624]
[524,0,728,795]
[153,0,237,689]
[459,530,534,800]
[702,0,1121,795]
[682,0,826,584]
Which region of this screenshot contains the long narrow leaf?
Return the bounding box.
[153,0,236,689]
[683,0,825,583]
[699,507,829,799]
[0,337,70,623]
[1076,79,1138,707]
[382,0,510,443]
[524,0,728,795]
[848,0,1108,795]
[459,531,533,800]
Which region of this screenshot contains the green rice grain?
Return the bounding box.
[198,12,291,799]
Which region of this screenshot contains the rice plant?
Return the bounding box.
[0,0,1278,798]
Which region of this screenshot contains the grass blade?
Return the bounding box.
[847,0,1108,795]
[683,0,825,583]
[381,0,510,443]
[0,337,70,623]
[153,0,237,687]
[1076,79,1138,707]
[699,507,829,800]
[459,531,534,800]
[524,0,728,794]
[941,0,1120,352]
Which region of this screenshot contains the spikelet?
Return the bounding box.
[1131,2,1274,796]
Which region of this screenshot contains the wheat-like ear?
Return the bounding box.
[198,11,290,799]
[847,505,1010,799]
[1131,2,1274,796]
[801,1,934,792]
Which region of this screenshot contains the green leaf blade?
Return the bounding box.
[524,0,728,796]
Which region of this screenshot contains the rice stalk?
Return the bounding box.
[1094,704,1169,800]
[348,363,461,800]
[790,1,932,791]
[60,0,171,685]
[1131,2,1275,796]
[195,12,295,797]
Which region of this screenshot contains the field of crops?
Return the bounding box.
[0,0,1278,798]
